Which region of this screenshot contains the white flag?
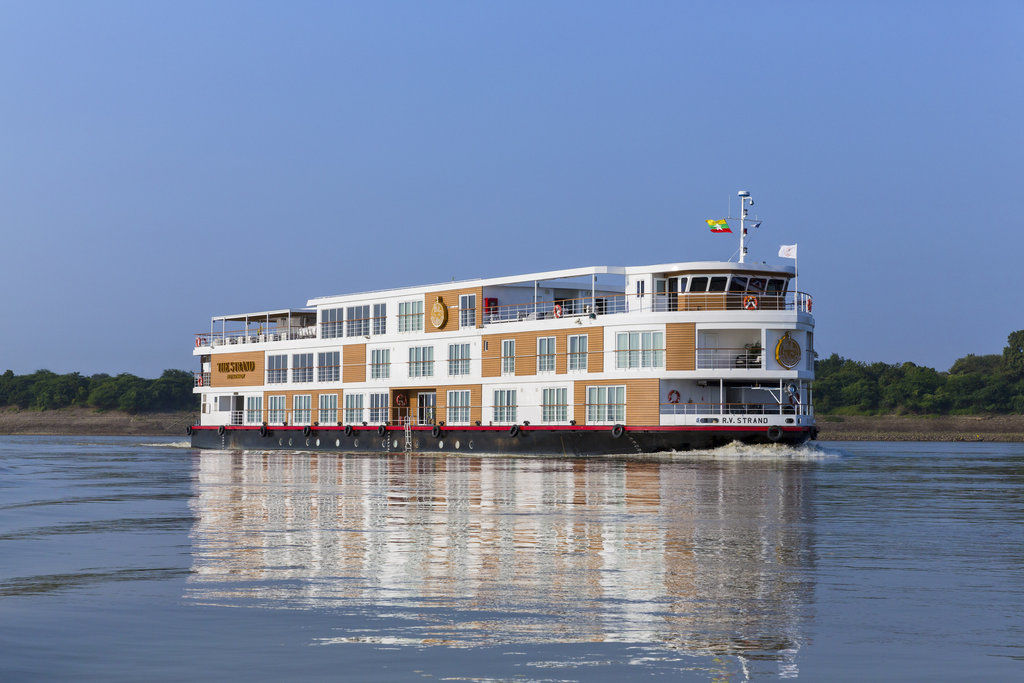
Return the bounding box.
[778,244,797,259]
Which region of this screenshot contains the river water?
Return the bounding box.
[1,437,1022,680]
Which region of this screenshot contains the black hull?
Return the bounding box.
[190,425,814,456]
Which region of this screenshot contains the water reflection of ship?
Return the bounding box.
[189,452,814,672]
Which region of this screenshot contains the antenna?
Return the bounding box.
[737,190,752,263]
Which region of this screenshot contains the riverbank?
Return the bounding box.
[1,407,1021,441]
[0,407,195,436]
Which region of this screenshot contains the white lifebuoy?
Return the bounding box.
[667,389,681,404]
[195,337,202,347]
[743,295,759,310]
[553,303,563,318]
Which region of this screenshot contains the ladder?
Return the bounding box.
[403,413,413,453]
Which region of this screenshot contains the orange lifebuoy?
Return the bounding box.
[553,304,563,318]
[807,298,813,313]
[667,389,681,404]
[195,337,202,347]
[743,295,759,310]
[395,393,408,408]
[196,374,203,387]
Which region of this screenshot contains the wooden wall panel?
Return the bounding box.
[435,384,482,425]
[424,286,484,332]
[481,326,603,378]
[572,378,659,427]
[665,323,695,371]
[343,344,366,383]
[210,350,264,387]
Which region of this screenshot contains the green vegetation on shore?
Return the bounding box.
[814,330,1024,415]
[0,369,195,414]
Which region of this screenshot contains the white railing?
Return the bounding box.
[696,347,764,369]
[229,410,244,425]
[660,402,812,416]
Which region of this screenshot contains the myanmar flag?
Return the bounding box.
[706,219,732,233]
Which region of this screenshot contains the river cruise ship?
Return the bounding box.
[189,227,817,454]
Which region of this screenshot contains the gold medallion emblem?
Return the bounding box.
[430,296,448,329]
[775,332,802,369]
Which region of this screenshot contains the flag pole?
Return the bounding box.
[795,245,799,310]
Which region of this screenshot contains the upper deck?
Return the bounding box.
[194,261,810,349]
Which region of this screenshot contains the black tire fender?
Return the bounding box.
[431,425,441,438]
[217,425,225,436]
[186,425,193,436]
[611,424,624,439]
[303,426,311,437]
[767,426,783,442]
[377,425,387,437]
[258,426,268,438]
[344,425,354,437]
[509,424,520,437]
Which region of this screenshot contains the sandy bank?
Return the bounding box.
[0,407,196,436]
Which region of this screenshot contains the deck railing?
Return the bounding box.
[194,292,813,347]
[659,402,811,416]
[696,347,764,370]
[193,371,211,387]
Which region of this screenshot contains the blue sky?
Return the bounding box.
[2,1,1021,376]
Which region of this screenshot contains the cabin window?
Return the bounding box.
[729,276,748,293]
[398,300,424,332]
[344,394,364,424]
[372,303,387,335]
[459,294,476,328]
[293,395,311,425]
[245,396,262,425]
[537,337,556,373]
[689,277,708,292]
[766,279,785,294]
[268,395,286,424]
[318,394,338,424]
[267,355,287,384]
[748,278,766,293]
[615,331,664,369]
[447,390,471,425]
[291,353,313,383]
[409,346,434,378]
[369,393,389,423]
[346,305,370,336]
[635,280,645,298]
[370,348,390,379]
[448,343,471,376]
[586,385,625,423]
[493,389,517,423]
[709,276,728,292]
[542,388,568,423]
[317,351,340,382]
[501,340,516,375]
[568,334,588,371]
[322,308,344,338]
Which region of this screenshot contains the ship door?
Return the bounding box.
[417,392,436,426]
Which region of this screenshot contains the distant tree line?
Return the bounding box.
[0,369,196,414]
[814,330,1024,415]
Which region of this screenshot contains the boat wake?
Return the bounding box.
[650,440,842,461]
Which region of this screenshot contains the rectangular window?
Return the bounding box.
[448,343,471,375]
[370,348,391,379]
[291,353,313,382]
[709,276,728,292]
[346,305,370,337]
[398,300,424,332]
[542,388,567,423]
[568,334,588,371]
[245,396,262,424]
[344,393,364,424]
[636,280,645,297]
[807,332,814,371]
[493,389,517,424]
[689,276,708,293]
[409,346,434,377]
[586,386,625,423]
[322,308,344,338]
[501,339,515,375]
[268,395,287,424]
[372,303,386,335]
[729,276,748,293]
[615,331,664,369]
[369,393,389,423]
[317,351,340,382]
[267,355,288,383]
[293,394,312,425]
[459,294,476,328]
[447,389,471,425]
[319,393,338,425]
[537,337,556,373]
